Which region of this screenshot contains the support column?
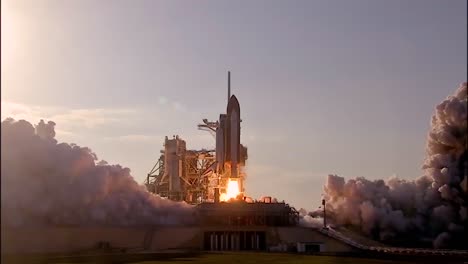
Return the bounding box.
[230,233,234,251]
[210,233,214,251]
[243,232,246,250]
[251,232,254,250]
[221,233,224,251]
[225,232,228,251]
[256,233,259,250]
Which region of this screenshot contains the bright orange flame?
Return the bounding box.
[220,179,240,201]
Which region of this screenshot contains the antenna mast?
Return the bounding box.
[228,71,231,102]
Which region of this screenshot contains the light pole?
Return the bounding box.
[322,198,328,229]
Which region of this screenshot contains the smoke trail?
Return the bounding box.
[312,83,467,249]
[1,119,194,227]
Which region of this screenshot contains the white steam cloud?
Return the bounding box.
[311,83,467,249]
[1,119,194,227]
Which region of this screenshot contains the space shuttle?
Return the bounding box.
[217,72,248,178]
[199,71,247,197]
[214,72,248,181]
[226,94,241,178]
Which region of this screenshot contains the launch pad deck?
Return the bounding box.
[195,201,299,226]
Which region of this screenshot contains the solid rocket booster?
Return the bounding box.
[226,95,241,178]
[216,114,227,174]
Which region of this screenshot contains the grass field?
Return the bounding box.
[128,253,414,264]
[3,252,451,264]
[46,252,420,264]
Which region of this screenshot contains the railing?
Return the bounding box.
[317,227,468,256]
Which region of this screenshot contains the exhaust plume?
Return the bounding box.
[1,118,193,227]
[314,83,467,248]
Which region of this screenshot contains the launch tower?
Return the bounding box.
[145,72,247,203]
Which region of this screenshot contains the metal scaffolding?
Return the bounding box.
[145,135,218,203]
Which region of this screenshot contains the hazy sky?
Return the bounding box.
[2,0,466,210]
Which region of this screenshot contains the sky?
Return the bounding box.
[1,0,466,210]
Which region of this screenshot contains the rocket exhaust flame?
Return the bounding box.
[220,179,241,202]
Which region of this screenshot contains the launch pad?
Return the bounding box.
[142,72,302,252]
[196,199,299,227]
[145,72,248,204]
[196,199,299,251]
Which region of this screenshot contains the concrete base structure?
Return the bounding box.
[1,226,357,254]
[1,226,200,254]
[1,202,358,255]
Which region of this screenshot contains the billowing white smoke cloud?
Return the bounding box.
[299,215,324,228]
[305,83,467,249]
[1,119,194,227]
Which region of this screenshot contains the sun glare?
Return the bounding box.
[1,5,21,64]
